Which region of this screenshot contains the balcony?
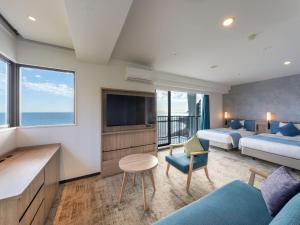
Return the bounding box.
[157,116,201,146]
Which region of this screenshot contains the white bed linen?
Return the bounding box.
[197,128,255,144]
[240,133,300,159]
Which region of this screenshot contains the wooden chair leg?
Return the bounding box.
[187,155,194,192]
[204,166,211,181]
[186,170,192,192]
[166,163,170,175]
[119,172,128,203]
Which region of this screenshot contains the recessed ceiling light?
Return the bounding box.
[284,61,291,65]
[222,17,234,27]
[28,16,36,22]
[210,65,218,69]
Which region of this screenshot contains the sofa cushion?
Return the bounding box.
[261,166,300,216]
[184,136,204,157]
[165,153,208,174]
[269,193,300,225]
[153,180,273,225]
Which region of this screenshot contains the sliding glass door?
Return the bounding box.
[157,90,202,147]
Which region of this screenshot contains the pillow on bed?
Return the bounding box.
[230,120,242,129]
[278,122,300,137]
[294,123,300,130]
[279,122,288,127]
[240,120,245,126]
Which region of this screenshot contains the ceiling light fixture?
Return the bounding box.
[222,17,234,27]
[210,65,218,69]
[28,16,36,22]
[284,61,291,65]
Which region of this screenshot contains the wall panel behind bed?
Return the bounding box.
[223,74,300,122]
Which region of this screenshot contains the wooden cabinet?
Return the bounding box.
[0,144,60,225]
[44,151,60,217]
[101,88,157,177]
[101,129,157,177]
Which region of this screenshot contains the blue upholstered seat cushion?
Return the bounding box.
[270,193,300,225]
[230,119,242,129]
[278,122,300,137]
[165,152,208,174]
[153,180,273,225]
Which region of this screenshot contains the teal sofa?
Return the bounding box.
[153,171,300,225]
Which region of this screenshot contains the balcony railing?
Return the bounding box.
[157,116,201,146]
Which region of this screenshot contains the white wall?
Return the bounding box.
[210,93,223,128]
[0,128,16,156]
[16,40,154,180]
[0,25,17,155]
[0,26,224,180]
[0,24,16,60]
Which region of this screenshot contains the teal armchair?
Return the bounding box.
[165,139,210,192]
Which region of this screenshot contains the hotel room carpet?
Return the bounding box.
[46,147,300,225]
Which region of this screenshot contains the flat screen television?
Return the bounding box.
[103,91,156,131]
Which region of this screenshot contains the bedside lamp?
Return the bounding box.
[224,112,228,126]
[267,112,272,129]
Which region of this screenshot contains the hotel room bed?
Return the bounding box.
[240,121,300,170]
[197,119,256,150]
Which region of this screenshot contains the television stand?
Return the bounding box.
[101,88,157,177]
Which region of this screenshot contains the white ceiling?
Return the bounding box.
[0,0,73,48]
[64,0,133,64]
[1,0,300,85]
[113,0,300,85]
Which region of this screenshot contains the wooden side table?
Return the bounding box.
[118,154,158,210]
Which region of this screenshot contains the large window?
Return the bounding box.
[0,58,9,127]
[171,91,188,116]
[19,66,75,126]
[156,90,203,146]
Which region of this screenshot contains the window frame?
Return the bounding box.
[17,64,77,128]
[0,53,13,128]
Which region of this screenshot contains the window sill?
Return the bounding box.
[17,124,78,129]
[0,127,16,133]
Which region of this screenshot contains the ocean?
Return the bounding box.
[0,112,74,126]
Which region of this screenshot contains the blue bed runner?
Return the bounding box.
[247,135,300,147]
[206,129,242,148]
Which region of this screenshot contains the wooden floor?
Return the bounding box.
[46,147,300,225]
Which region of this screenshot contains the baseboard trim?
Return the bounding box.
[59,172,100,184]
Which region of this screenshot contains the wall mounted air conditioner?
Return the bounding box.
[125,66,154,84]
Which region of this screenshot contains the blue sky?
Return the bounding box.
[20,67,74,112]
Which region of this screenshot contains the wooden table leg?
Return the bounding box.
[133,173,136,186]
[149,170,156,192]
[119,172,128,203]
[141,172,148,210]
